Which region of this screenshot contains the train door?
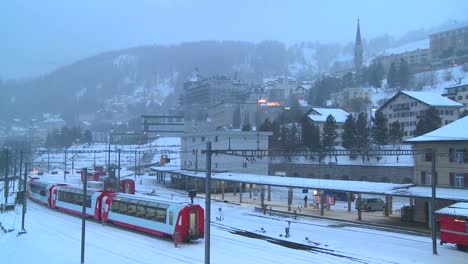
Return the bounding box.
[124,182,131,194]
[189,210,199,236]
[101,196,109,222]
[51,188,59,208]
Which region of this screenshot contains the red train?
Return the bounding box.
[436,202,468,251]
[29,178,204,243]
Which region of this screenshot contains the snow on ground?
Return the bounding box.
[1,176,466,264]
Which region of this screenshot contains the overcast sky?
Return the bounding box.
[2,0,467,79]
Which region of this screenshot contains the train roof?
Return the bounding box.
[435,202,468,218]
[113,192,192,206]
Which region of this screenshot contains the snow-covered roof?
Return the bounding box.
[377,39,429,57]
[406,116,468,142]
[435,202,468,218]
[308,108,349,123]
[401,91,463,107]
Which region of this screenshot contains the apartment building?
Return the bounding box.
[430,26,468,60]
[379,91,463,139]
[442,83,468,112]
[406,116,468,188]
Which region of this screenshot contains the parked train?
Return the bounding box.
[437,202,468,251]
[29,178,204,242]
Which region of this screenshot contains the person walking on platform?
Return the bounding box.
[304,195,308,208]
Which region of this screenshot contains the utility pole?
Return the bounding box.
[4,148,9,205]
[205,142,212,264]
[431,149,438,255]
[64,150,67,182]
[13,150,17,191]
[195,148,198,174]
[47,151,50,173]
[117,149,121,192]
[18,163,28,235]
[134,150,137,181]
[18,152,23,194]
[81,168,87,264]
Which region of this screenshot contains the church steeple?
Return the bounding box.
[354,18,363,75]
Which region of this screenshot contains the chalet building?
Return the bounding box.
[306,108,349,145]
[180,131,272,175]
[442,83,468,112]
[406,116,468,188]
[379,91,463,139]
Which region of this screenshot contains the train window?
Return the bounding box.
[169,211,174,225]
[111,200,120,212]
[119,203,128,215]
[147,202,158,208]
[137,201,150,207]
[136,205,146,218]
[40,190,46,196]
[155,209,167,223]
[146,207,156,220]
[127,204,137,216]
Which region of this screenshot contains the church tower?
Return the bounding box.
[354,19,363,75]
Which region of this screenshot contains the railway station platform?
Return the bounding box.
[204,191,430,234]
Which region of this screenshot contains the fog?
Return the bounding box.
[1,0,467,79]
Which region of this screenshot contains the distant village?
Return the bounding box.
[2,22,468,192]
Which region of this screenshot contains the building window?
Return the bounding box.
[455,149,466,163]
[242,163,247,168]
[421,171,427,185]
[424,150,433,162]
[215,136,218,142]
[192,137,196,142]
[215,163,218,169]
[201,136,205,142]
[455,173,464,187]
[458,95,463,100]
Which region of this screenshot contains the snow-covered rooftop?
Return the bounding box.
[308,108,349,123]
[402,91,463,107]
[406,116,468,142]
[435,202,468,218]
[377,39,429,57]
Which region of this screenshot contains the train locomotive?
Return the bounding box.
[28,178,204,243]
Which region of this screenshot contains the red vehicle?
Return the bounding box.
[101,193,204,242]
[436,202,468,251]
[29,180,204,243]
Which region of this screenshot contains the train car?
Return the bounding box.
[436,202,468,250]
[101,193,204,242]
[29,178,66,206]
[120,179,135,194]
[50,185,108,220]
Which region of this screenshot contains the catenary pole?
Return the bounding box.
[20,163,28,234]
[205,142,212,264]
[81,168,88,264]
[431,150,437,255]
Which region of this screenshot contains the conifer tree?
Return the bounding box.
[387,62,399,89]
[355,112,370,151]
[414,107,442,136]
[322,115,338,151]
[341,114,356,149]
[388,121,404,145]
[399,58,410,89]
[372,110,388,147]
